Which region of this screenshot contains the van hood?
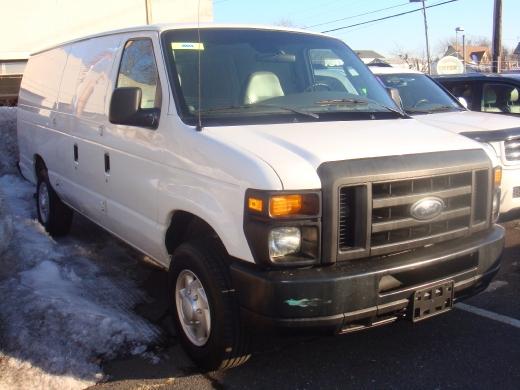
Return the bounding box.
[204,118,483,189]
[412,111,520,133]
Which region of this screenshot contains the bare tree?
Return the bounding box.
[273,18,299,28]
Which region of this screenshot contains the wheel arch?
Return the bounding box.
[165,210,227,265]
[34,154,46,178]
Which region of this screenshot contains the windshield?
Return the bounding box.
[161,28,402,125]
[376,72,463,114]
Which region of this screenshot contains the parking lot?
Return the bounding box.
[91,220,520,390]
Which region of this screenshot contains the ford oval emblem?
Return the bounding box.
[410,197,445,221]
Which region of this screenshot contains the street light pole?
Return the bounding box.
[456,26,465,69]
[410,0,432,75]
[455,29,459,55]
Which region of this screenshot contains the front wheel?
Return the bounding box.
[169,238,250,370]
[36,170,73,236]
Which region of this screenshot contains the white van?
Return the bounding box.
[18,24,504,369]
[370,66,520,217]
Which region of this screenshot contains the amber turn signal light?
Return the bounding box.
[494,167,502,187]
[269,193,320,218]
[247,192,320,218]
[248,197,264,212]
[270,195,302,217]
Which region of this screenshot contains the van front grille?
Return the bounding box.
[504,138,520,161]
[338,170,490,258]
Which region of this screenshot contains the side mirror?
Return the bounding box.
[109,87,159,129]
[458,96,469,109]
[387,87,404,110]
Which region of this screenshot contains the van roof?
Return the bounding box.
[32,23,329,55]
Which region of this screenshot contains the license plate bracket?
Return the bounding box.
[411,280,454,322]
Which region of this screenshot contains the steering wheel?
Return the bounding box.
[305,83,332,92]
[413,98,430,108]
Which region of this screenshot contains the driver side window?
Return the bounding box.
[117,39,161,109]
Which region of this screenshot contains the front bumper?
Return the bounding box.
[231,225,504,331]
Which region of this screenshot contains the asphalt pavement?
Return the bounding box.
[91,221,520,390]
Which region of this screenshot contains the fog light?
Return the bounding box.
[268,227,301,260]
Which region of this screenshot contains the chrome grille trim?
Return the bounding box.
[505,137,520,161]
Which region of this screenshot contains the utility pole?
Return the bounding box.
[492,0,502,73]
[410,0,432,75]
[145,0,153,25]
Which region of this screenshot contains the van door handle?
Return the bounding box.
[73,144,79,163]
[104,153,110,174]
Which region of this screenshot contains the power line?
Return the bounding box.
[305,2,412,29]
[321,0,459,34]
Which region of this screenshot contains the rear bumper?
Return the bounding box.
[231,225,504,331]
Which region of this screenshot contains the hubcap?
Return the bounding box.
[175,269,211,346]
[38,182,50,224]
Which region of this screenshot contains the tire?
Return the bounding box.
[169,238,250,370]
[36,168,73,236]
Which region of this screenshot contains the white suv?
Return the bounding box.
[371,66,520,217]
[17,24,504,369]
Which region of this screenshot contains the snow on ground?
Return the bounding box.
[0,107,18,175]
[0,107,162,389]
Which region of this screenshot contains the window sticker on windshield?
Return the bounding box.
[171,42,205,50]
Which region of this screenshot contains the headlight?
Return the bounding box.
[244,189,321,267]
[268,227,301,260]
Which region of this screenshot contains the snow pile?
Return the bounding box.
[0,107,18,174]
[0,108,161,389]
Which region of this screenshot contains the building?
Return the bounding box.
[355,50,386,65]
[0,0,213,105]
[444,44,491,71]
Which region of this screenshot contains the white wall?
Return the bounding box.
[0,0,213,59]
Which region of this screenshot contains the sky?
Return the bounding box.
[213,0,520,58]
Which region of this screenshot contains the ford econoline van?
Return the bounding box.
[17,24,504,369]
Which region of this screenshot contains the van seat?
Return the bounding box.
[244,71,284,105]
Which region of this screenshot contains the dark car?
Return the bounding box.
[434,73,520,115]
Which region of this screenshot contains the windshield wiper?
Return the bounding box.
[315,98,409,118]
[407,105,462,114]
[196,103,319,119]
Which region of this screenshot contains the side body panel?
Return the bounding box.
[54,35,122,224]
[17,47,68,183]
